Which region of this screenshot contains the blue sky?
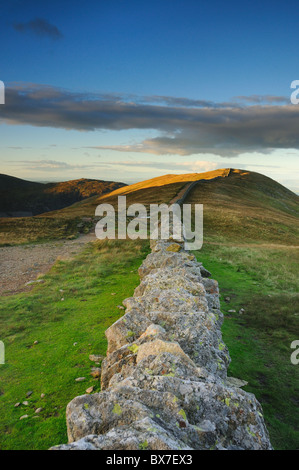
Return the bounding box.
[0,0,299,192]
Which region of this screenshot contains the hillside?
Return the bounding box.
[0,174,42,191]
[95,168,299,245]
[0,168,298,450]
[0,174,127,217]
[0,168,298,246]
[184,168,299,244]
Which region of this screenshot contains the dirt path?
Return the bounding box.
[0,175,235,297]
[169,180,204,206]
[169,182,196,204]
[0,232,97,296]
[0,181,192,297]
[169,170,231,206]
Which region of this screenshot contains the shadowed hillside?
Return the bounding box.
[0,174,127,217]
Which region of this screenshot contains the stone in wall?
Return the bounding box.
[51,238,272,450]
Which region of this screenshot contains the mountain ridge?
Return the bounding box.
[0,168,298,246]
[0,174,127,217]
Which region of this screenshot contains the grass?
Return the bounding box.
[0,181,188,246]
[1,168,298,247]
[0,217,80,246]
[1,236,298,449]
[0,168,298,450]
[186,171,299,246]
[193,242,299,450]
[0,238,150,450]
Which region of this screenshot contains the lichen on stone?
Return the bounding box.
[51,233,273,451]
[112,403,122,415]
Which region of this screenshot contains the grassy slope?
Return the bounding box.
[0,183,187,246]
[186,169,299,245]
[0,168,298,449]
[0,169,230,246]
[186,169,299,449]
[0,239,150,450]
[193,243,299,450]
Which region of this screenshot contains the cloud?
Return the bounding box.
[9,159,95,171]
[5,146,27,149]
[1,83,299,157]
[233,95,289,105]
[13,18,63,40]
[91,159,217,172]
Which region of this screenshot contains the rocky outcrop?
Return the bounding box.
[51,237,272,450]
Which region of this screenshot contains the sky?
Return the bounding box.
[0,0,299,192]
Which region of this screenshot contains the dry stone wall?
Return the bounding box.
[51,236,272,450]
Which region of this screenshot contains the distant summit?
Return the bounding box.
[95,168,299,245]
[0,174,127,217]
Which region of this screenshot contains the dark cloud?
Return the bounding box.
[1,83,299,157]
[13,18,63,40]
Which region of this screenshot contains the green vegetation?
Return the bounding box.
[194,242,299,450]
[1,239,297,449]
[0,216,80,246]
[186,169,299,245]
[187,168,299,448]
[0,168,298,450]
[0,178,187,246]
[3,167,297,247]
[0,239,150,450]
